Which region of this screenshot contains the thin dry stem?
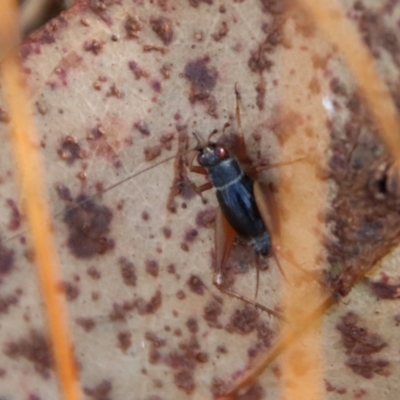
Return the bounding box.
[0,2,82,400]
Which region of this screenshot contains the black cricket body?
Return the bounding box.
[196,140,271,256]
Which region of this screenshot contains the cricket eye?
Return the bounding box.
[215,145,227,160]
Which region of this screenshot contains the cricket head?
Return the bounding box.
[193,130,230,168]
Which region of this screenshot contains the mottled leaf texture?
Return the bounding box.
[0,0,399,399]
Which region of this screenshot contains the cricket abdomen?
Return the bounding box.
[209,159,271,256]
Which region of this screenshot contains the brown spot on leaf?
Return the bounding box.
[128,61,149,80]
[119,257,137,286]
[173,370,195,394]
[0,243,14,277]
[87,266,101,279]
[4,330,53,378]
[196,207,216,228]
[203,300,222,326]
[76,317,96,332]
[136,290,162,315]
[184,228,198,243]
[150,17,173,45]
[337,312,389,378]
[211,21,228,41]
[60,281,80,301]
[56,184,73,202]
[144,145,162,161]
[63,195,114,259]
[186,317,198,333]
[0,294,18,314]
[134,120,150,135]
[83,39,104,55]
[117,331,132,353]
[57,136,82,164]
[145,260,159,277]
[84,379,112,400]
[125,15,142,38]
[187,275,205,295]
[6,199,21,231]
[162,227,172,238]
[227,305,259,334]
[370,280,400,299]
[184,58,217,93]
[0,107,10,123]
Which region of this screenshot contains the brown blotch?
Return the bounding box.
[180,243,189,252]
[308,76,320,94]
[83,39,104,55]
[136,290,162,315]
[211,21,228,42]
[145,259,159,277]
[187,275,205,295]
[4,330,53,378]
[173,370,195,394]
[184,58,217,93]
[117,331,132,352]
[84,380,112,400]
[56,184,73,202]
[0,107,10,123]
[184,228,198,243]
[106,83,124,98]
[151,79,162,93]
[63,195,114,259]
[159,133,174,150]
[186,317,198,333]
[128,61,150,80]
[60,281,80,301]
[325,380,347,395]
[109,300,135,322]
[162,227,172,238]
[75,317,96,332]
[370,280,400,300]
[125,15,142,38]
[189,0,213,7]
[57,136,82,165]
[6,198,21,231]
[0,294,18,314]
[337,312,387,355]
[260,0,288,15]
[119,257,137,286]
[134,120,150,135]
[0,243,15,277]
[87,266,101,280]
[150,17,173,45]
[144,145,162,161]
[166,263,176,274]
[203,300,222,326]
[196,207,216,228]
[346,356,390,379]
[227,305,259,335]
[337,312,389,378]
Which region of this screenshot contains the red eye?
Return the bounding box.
[215,145,227,159]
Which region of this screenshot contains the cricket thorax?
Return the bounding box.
[207,158,243,189]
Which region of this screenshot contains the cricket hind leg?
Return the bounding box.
[214,207,285,322]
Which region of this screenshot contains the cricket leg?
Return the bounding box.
[234,83,248,163]
[213,207,285,321]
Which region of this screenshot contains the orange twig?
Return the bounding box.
[0,3,82,400]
